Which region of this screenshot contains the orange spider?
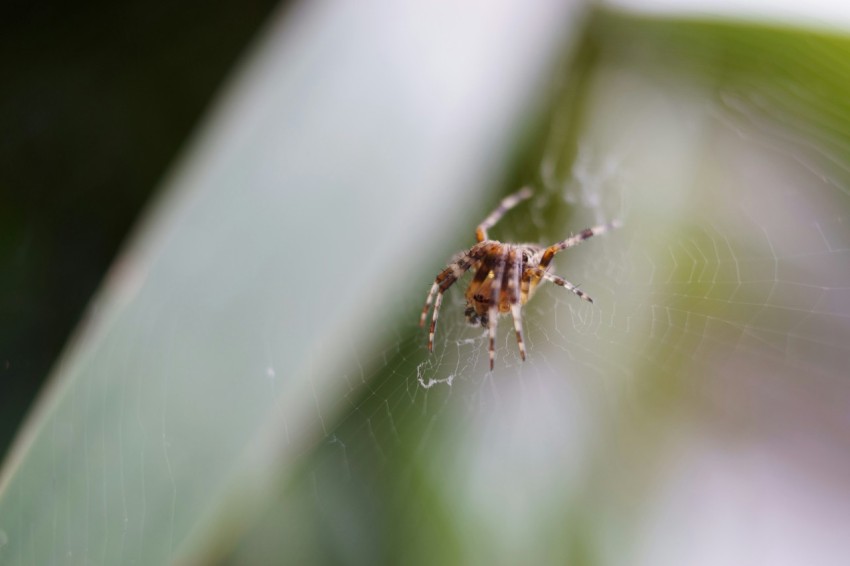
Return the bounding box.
[419,187,619,370]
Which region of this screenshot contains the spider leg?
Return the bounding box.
[488,250,508,370]
[421,256,476,354]
[538,219,621,268]
[475,186,533,243]
[531,267,594,304]
[419,254,473,328]
[428,292,445,353]
[506,247,526,361]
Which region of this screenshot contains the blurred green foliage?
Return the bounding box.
[4,5,850,566]
[0,0,280,457]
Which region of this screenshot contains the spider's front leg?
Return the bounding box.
[487,251,508,370]
[531,267,593,303]
[475,186,533,243]
[420,252,474,352]
[506,248,527,362]
[538,219,621,268]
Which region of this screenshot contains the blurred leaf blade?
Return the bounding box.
[0,0,581,564]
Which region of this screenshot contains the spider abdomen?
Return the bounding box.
[463,246,543,328]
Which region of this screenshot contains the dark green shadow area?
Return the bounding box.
[0,0,282,458]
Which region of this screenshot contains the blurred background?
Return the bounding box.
[0,0,281,456]
[2,1,850,565]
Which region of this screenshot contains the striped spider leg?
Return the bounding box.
[537,219,622,271]
[526,217,622,304]
[419,248,476,353]
[420,187,619,370]
[475,186,533,243]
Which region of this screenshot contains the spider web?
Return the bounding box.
[4,10,850,566]
[234,26,850,565]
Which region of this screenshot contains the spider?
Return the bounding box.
[419,187,619,370]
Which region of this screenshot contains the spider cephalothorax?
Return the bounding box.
[420,187,619,370]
